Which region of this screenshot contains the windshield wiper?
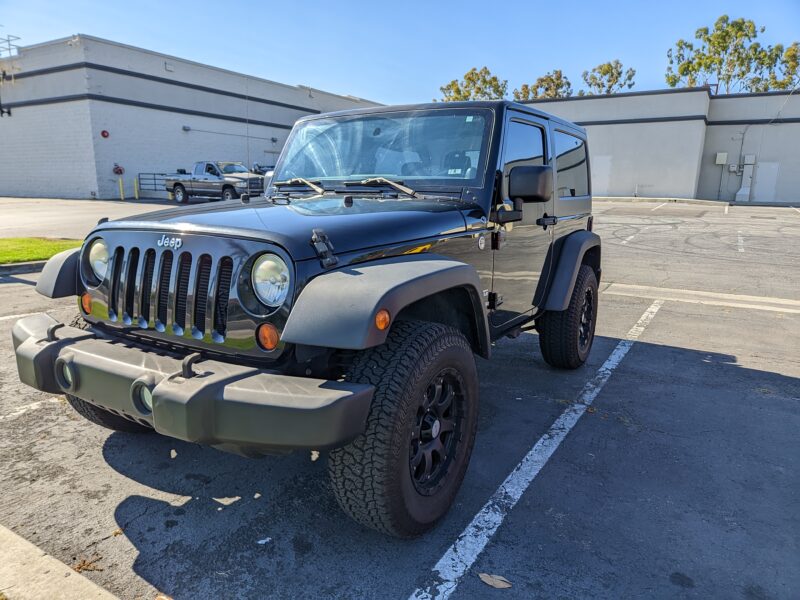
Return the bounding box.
[273,177,326,195]
[344,177,417,198]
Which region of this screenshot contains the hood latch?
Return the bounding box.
[311,228,338,268]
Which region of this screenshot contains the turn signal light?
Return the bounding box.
[256,323,280,351]
[375,309,391,331]
[80,293,92,314]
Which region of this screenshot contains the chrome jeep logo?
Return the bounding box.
[157,234,182,250]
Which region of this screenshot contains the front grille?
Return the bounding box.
[214,257,233,337]
[104,245,234,340]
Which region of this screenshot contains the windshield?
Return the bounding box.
[272,108,493,189]
[219,162,249,174]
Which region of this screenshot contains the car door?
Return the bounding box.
[192,162,208,194]
[204,163,224,195]
[490,112,554,328]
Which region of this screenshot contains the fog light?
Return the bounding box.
[54,357,77,391]
[256,323,280,351]
[80,292,92,314]
[139,386,153,412]
[375,309,391,331]
[61,362,73,386]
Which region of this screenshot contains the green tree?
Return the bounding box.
[579,60,636,95]
[439,67,507,101]
[513,70,573,100]
[665,15,800,93]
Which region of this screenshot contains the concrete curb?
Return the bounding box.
[594,196,726,206]
[0,525,118,599]
[0,261,46,276]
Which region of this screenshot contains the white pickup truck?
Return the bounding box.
[165,161,264,203]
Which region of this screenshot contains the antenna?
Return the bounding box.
[0,33,21,59]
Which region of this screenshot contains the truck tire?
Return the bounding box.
[537,264,598,369]
[65,395,152,433]
[221,186,237,201]
[173,184,188,204]
[328,320,479,538]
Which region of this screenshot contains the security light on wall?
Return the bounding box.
[182,125,191,132]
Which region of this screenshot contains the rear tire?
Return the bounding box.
[328,321,479,538]
[173,185,188,204]
[537,264,598,369]
[66,395,152,433]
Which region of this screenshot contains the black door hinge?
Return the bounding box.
[487,292,503,310]
[491,229,506,250]
[536,215,558,229]
[311,228,338,268]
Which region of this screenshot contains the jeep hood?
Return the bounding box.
[94,196,469,261]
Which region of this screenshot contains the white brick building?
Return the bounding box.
[524,88,800,204]
[0,35,378,199]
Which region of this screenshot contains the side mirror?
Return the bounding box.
[509,165,553,204]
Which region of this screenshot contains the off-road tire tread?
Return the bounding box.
[65,313,151,433]
[328,320,475,537]
[65,394,152,433]
[538,264,597,369]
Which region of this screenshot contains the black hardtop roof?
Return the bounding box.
[298,101,585,134]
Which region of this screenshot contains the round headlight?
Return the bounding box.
[87,239,110,281]
[251,254,290,307]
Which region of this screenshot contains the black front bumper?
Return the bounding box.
[12,314,373,454]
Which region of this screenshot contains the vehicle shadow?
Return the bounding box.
[100,333,800,599]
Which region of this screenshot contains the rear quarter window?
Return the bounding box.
[554,131,589,197]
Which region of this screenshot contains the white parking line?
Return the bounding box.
[724,204,729,215]
[0,398,60,422]
[409,300,664,600]
[651,202,667,211]
[621,234,637,245]
[0,312,38,322]
[737,231,745,253]
[791,206,800,215]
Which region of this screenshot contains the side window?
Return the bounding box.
[554,132,589,197]
[205,163,220,176]
[193,163,204,177]
[502,119,546,172]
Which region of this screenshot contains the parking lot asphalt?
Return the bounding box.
[0,200,798,599]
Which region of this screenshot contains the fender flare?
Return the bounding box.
[543,231,601,312]
[282,254,490,357]
[35,248,80,299]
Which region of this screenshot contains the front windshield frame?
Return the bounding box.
[270,107,495,193]
[218,162,250,174]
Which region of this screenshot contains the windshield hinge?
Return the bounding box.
[311,228,338,268]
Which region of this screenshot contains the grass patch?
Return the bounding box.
[0,237,82,264]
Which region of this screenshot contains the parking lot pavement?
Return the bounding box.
[0,197,176,239]
[1,200,798,599]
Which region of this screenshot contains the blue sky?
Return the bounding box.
[1,0,798,104]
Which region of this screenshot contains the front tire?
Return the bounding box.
[537,264,598,369]
[221,186,238,201]
[328,321,479,538]
[66,395,152,433]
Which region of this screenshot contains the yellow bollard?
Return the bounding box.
[118,177,125,201]
[134,177,140,201]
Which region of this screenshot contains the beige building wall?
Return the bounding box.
[526,88,800,204]
[0,35,379,199]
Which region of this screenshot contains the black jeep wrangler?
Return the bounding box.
[13,101,600,538]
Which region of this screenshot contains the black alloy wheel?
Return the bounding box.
[410,369,464,495]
